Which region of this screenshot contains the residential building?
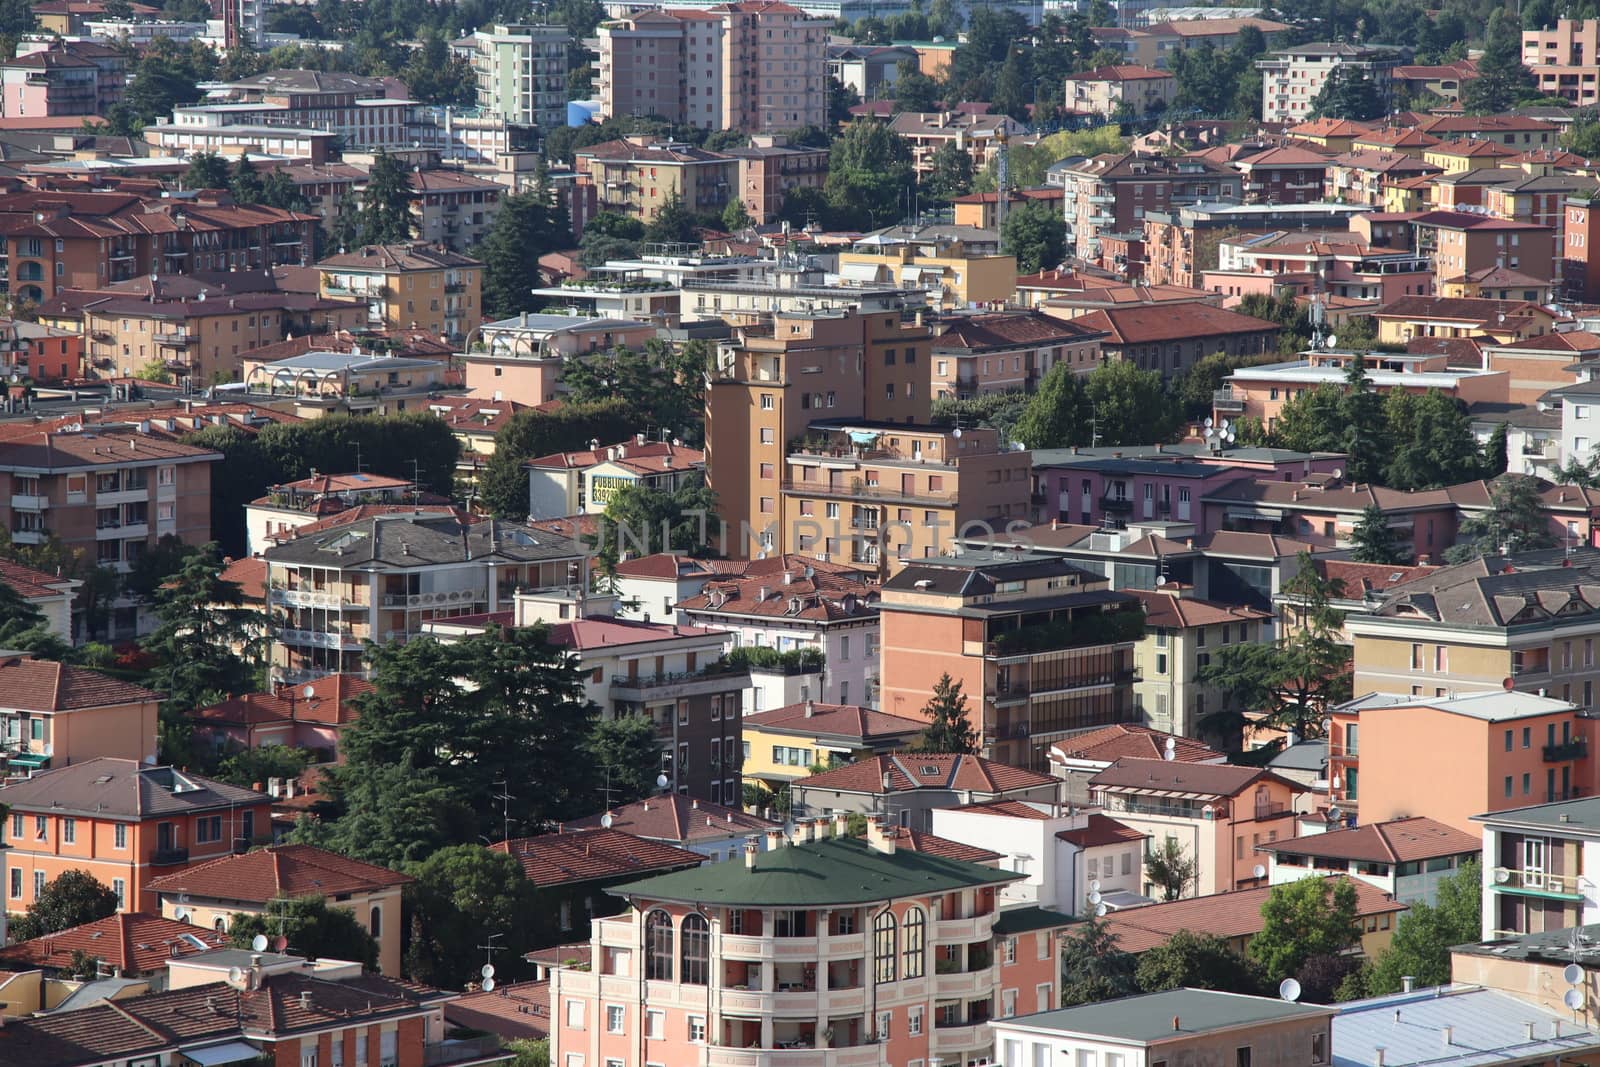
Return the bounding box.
[1142,200,1370,288]
[525,435,704,520]
[1323,150,1443,207]
[186,674,372,761]
[929,311,1105,398]
[1484,330,1600,405]
[455,23,571,129]
[1257,815,1480,906]
[877,555,1143,770]
[1255,42,1402,124]
[1203,230,1434,304]
[1566,194,1600,301]
[1200,470,1465,558]
[182,69,411,153]
[1423,138,1522,173]
[1229,144,1335,205]
[598,10,726,128]
[246,471,430,556]
[0,559,78,643]
[1143,16,1292,61]
[1391,59,1478,103]
[1127,589,1273,740]
[726,136,830,223]
[1285,116,1377,153]
[1062,65,1176,118]
[0,49,100,119]
[612,553,741,623]
[717,0,830,132]
[791,753,1059,829]
[677,565,880,708]
[828,43,917,98]
[407,168,505,253]
[463,313,658,405]
[142,120,338,162]
[1523,18,1600,105]
[0,757,272,915]
[1373,294,1561,344]
[1413,209,1558,286]
[0,655,160,775]
[0,912,227,985]
[1090,758,1307,895]
[889,110,1026,177]
[988,988,1335,1067]
[241,351,454,417]
[1473,794,1600,939]
[1062,152,1243,260]
[836,237,1018,311]
[145,844,411,975]
[548,816,1063,1067]
[315,243,483,341]
[742,702,927,791]
[680,270,928,327]
[492,827,703,945]
[261,512,590,682]
[1327,690,1595,834]
[1332,987,1600,1067]
[565,795,780,862]
[779,422,1032,571]
[1064,303,1279,375]
[575,138,741,222]
[951,189,1068,231]
[0,318,82,384]
[1045,723,1223,805]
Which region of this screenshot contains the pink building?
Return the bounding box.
[0,50,98,118]
[548,815,1067,1067]
[1203,230,1434,305]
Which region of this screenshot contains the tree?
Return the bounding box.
[1271,383,1345,453]
[1340,353,1389,486]
[1085,359,1182,447]
[594,475,718,571]
[480,400,641,519]
[213,745,312,790]
[1482,421,1510,479]
[1136,930,1264,994]
[476,189,574,319]
[1059,918,1139,1006]
[506,1040,550,1067]
[1143,837,1199,902]
[1002,200,1067,274]
[1465,9,1537,113]
[125,47,205,126]
[1384,390,1483,490]
[229,896,379,970]
[1349,505,1408,565]
[922,141,974,202]
[1364,860,1481,994]
[586,715,664,806]
[721,197,754,232]
[915,674,978,753]
[9,871,120,942]
[404,845,542,989]
[1564,118,1600,158]
[1250,877,1362,982]
[1447,474,1556,562]
[823,119,915,231]
[1309,66,1385,120]
[643,193,699,244]
[893,61,941,113]
[229,159,265,205]
[183,151,230,190]
[359,150,414,245]
[402,30,475,107]
[123,533,199,602]
[1011,362,1093,450]
[1295,952,1368,1003]
[0,578,72,662]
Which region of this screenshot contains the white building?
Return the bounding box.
[524,435,704,521]
[1255,815,1481,906]
[1256,42,1402,124]
[611,553,734,622]
[452,23,571,130]
[1474,795,1600,941]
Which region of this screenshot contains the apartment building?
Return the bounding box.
[565,795,780,863]
[548,818,1061,1067]
[575,138,741,222]
[0,655,159,775]
[791,754,1060,830]
[195,70,410,152]
[1229,144,1335,205]
[741,702,926,791]
[1204,230,1434,305]
[877,554,1143,771]
[0,426,217,584]
[315,243,483,341]
[703,306,932,554]
[1127,589,1272,740]
[454,23,571,129]
[718,0,830,133]
[599,10,725,128]
[1090,758,1309,896]
[779,421,1032,571]
[1328,691,1594,834]
[1523,18,1600,105]
[246,471,430,554]
[464,312,656,405]
[836,237,1017,311]
[1413,209,1558,286]
[726,136,830,223]
[146,845,412,976]
[1142,200,1369,288]
[525,436,704,520]
[889,111,1026,177]
[1257,815,1480,906]
[1255,42,1402,124]
[0,49,99,118]
[408,168,505,253]
[0,318,83,383]
[1062,65,1176,119]
[930,311,1105,398]
[1066,303,1279,376]
[1061,152,1242,260]
[1474,794,1600,939]
[0,757,272,915]
[261,512,590,682]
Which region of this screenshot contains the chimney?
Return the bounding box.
[1374,1050,1385,1067]
[300,991,313,1010]
[866,815,896,855]
[764,827,785,850]
[1525,1022,1536,1040]
[1172,1016,1181,1032]
[792,820,811,845]
[1402,976,1415,993]
[1441,1026,1452,1046]
[813,816,830,840]
[744,840,758,869]
[804,699,815,717]
[833,812,849,838]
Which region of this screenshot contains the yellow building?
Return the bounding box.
[574,137,740,223]
[1382,175,1435,214]
[836,238,1017,310]
[315,242,483,343]
[1423,139,1520,173]
[741,700,927,790]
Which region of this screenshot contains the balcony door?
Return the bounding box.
[1523,838,1546,888]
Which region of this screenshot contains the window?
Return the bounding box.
[8,869,19,898]
[645,1010,664,1039]
[196,815,223,844]
[9,814,19,840]
[62,818,75,844]
[607,1006,626,1033]
[876,1010,892,1040]
[113,878,126,908]
[874,909,897,983]
[566,1000,585,1028]
[645,910,673,980]
[1236,1048,1252,1067]
[1002,988,1017,1017]
[688,1016,706,1043]
[34,871,45,897]
[1312,1032,1328,1064]
[760,394,774,410]
[680,913,709,984]
[1003,937,1017,964]
[370,905,382,939]
[902,907,925,977]
[35,816,45,840]
[909,1006,924,1035]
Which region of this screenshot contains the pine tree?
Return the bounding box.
[1349,505,1408,565]
[359,150,415,246]
[916,674,979,754]
[1309,66,1384,121]
[183,151,230,191]
[1340,352,1388,485]
[1465,10,1536,114]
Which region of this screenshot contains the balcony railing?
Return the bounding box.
[151,846,190,866]
[1213,387,1246,411]
[1492,867,1586,898]
[987,608,1145,656]
[1100,494,1133,511]
[423,1036,511,1066]
[1544,739,1588,762]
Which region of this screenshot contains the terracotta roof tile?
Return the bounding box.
[743,702,927,743]
[1070,304,1279,345]
[1257,816,1479,864]
[795,753,1056,794]
[1048,724,1221,765]
[1100,877,1406,953]
[564,795,779,842]
[1056,813,1148,848]
[490,827,703,888]
[678,570,878,624]
[444,979,551,1041]
[1089,757,1306,798]
[0,655,157,711]
[144,844,410,902]
[0,914,227,976]
[890,827,1004,862]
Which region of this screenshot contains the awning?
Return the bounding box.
[184,1042,266,1066]
[847,431,880,445]
[900,265,943,282]
[7,752,49,769]
[839,262,881,282]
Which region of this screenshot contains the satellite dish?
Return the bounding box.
[1327,334,1338,350]
[1279,978,1302,1003]
[1089,891,1102,907]
[656,773,670,790]
[482,977,496,992]
[1090,879,1102,893]
[1495,869,1511,884]
[952,427,962,438]
[1503,676,1516,691]
[228,967,244,984]
[251,934,268,952]
[1253,864,1267,879]
[1567,988,1585,1012]
[482,963,496,979]
[1204,416,1214,428]
[302,684,315,700]
[272,936,288,952]
[1165,736,1177,756]
[1220,419,1231,431]
[601,813,614,829]
[1155,575,1168,587]
[1332,467,1344,479]
[1567,963,1585,986]
[1094,903,1107,917]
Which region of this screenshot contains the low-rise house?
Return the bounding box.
[491,827,702,945]
[0,913,228,986]
[0,560,79,643]
[1046,723,1224,806]
[741,701,927,793]
[564,795,779,863]
[315,242,483,341]
[524,434,704,520]
[1063,65,1176,119]
[989,988,1335,1067]
[240,351,454,417]
[1090,758,1309,896]
[836,235,1017,310]
[888,109,1026,177]
[0,655,161,775]
[186,674,372,759]
[1067,303,1279,376]
[145,844,412,975]
[610,553,742,622]
[791,752,1060,831]
[1256,815,1480,906]
[1,757,272,915]
[929,311,1105,398]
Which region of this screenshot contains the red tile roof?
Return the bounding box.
[0,655,158,710]
[564,795,779,842]
[444,979,551,1040]
[219,556,266,602]
[1056,813,1148,849]
[190,674,373,729]
[144,844,410,902]
[1259,816,1479,863]
[1070,304,1279,345]
[795,753,1056,795]
[954,799,1054,819]
[0,558,74,601]
[1100,877,1406,953]
[1048,724,1222,765]
[544,616,725,651]
[1089,757,1306,799]
[491,827,703,887]
[743,702,928,743]
[1311,559,1437,595]
[1127,590,1273,630]
[1067,64,1173,81]
[0,914,228,976]
[678,570,878,624]
[890,827,1004,863]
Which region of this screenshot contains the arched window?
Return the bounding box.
[902,907,925,978]
[680,913,710,985]
[874,910,897,984]
[645,909,674,981]
[370,905,382,939]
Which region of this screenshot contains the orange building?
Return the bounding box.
[0,655,160,774]
[1,757,272,915]
[1328,691,1595,834]
[1565,194,1600,301]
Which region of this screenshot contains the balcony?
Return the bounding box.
[151,846,190,866]
[1492,867,1586,899]
[1100,493,1133,512]
[271,586,365,610]
[10,494,47,511]
[779,479,955,508]
[1213,387,1246,412]
[1545,738,1588,762]
[985,681,1029,706]
[932,1021,989,1052]
[381,588,486,609]
[423,1036,512,1066]
[611,663,751,701]
[155,330,195,347]
[932,913,993,942]
[705,1047,883,1067]
[987,608,1146,657]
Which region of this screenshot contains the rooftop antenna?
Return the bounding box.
[492,778,514,843]
[410,457,422,506]
[354,442,364,474]
[478,932,504,975]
